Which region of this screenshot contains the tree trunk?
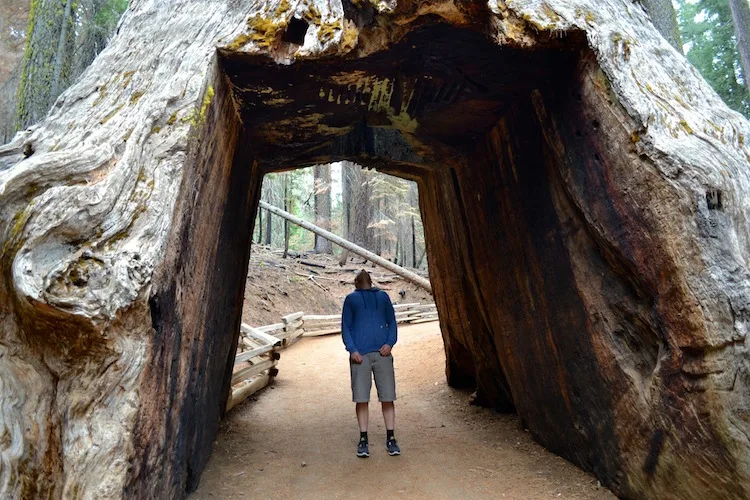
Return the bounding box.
[283,173,289,258]
[639,0,683,52]
[1,1,750,499]
[50,0,74,100]
[411,215,416,268]
[349,165,374,249]
[259,200,432,291]
[313,163,332,253]
[342,160,352,239]
[264,181,272,245]
[416,248,426,269]
[730,0,750,90]
[16,0,64,129]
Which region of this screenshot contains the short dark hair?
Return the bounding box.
[354,269,372,289]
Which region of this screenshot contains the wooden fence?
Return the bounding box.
[227,303,438,410]
[301,302,438,336]
[227,312,305,411]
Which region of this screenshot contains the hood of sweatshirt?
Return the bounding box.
[355,287,381,310]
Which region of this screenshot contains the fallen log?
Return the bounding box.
[259,201,432,293]
[299,260,326,268]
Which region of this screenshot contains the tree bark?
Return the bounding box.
[1,1,750,498]
[344,163,374,248]
[639,0,683,52]
[729,0,750,90]
[283,173,289,258]
[264,180,272,245]
[16,0,64,129]
[50,0,74,100]
[259,200,432,292]
[313,163,332,253]
[411,215,416,268]
[342,161,352,239]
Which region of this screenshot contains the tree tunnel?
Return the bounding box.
[3,2,750,498]
[140,20,749,499]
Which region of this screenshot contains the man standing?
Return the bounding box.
[342,269,401,458]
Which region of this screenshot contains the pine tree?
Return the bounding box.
[641,0,683,51]
[729,0,750,91]
[677,0,750,116]
[313,163,333,253]
[15,0,128,131]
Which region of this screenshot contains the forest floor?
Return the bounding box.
[241,244,433,326]
[191,322,615,499]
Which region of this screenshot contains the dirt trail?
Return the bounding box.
[191,323,615,500]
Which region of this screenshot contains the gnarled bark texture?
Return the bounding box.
[1,0,749,498]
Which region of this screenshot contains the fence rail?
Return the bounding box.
[301,302,438,336]
[228,303,438,410]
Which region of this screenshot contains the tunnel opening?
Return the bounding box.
[154,19,645,496]
[216,22,587,414]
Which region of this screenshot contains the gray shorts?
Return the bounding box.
[350,352,397,403]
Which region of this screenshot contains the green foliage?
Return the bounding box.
[15,0,129,131]
[255,164,425,268]
[93,0,128,26]
[258,169,316,252]
[676,0,750,117]
[368,174,421,253]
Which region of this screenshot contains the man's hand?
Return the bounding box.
[351,351,363,364]
[379,344,392,356]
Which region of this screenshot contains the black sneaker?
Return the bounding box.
[386,438,401,456]
[357,440,369,458]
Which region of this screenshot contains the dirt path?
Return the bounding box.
[191,323,615,500]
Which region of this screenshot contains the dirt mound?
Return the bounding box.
[242,245,433,326]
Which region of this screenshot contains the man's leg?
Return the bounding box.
[351,354,373,457]
[381,401,395,431]
[356,402,369,432]
[373,354,400,455]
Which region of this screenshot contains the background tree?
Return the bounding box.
[641,0,683,51]
[729,0,750,90]
[676,0,750,117]
[345,163,375,249]
[313,164,333,253]
[16,0,75,129]
[14,0,128,131]
[0,0,31,142]
[253,163,426,269]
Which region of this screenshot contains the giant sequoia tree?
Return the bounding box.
[1,0,750,498]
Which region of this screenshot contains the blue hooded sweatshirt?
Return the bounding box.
[341,288,397,354]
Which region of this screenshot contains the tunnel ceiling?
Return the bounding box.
[220,23,578,169]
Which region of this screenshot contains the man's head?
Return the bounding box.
[354,269,373,290]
